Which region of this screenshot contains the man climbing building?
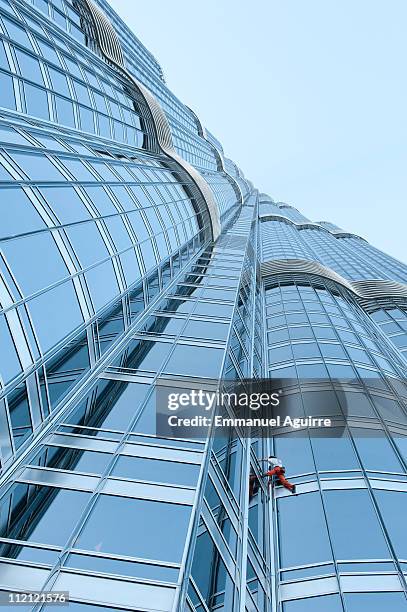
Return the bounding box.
[249,456,297,498]
[263,455,296,494]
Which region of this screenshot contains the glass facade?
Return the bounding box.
[0,1,407,611]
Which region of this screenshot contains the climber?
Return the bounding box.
[263,455,296,494]
[249,456,296,499]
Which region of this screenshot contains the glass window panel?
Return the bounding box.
[342,392,375,417]
[89,381,149,431]
[37,39,60,65]
[302,390,342,417]
[123,339,171,373]
[79,106,95,132]
[85,260,119,311]
[55,96,75,127]
[344,593,407,612]
[374,490,407,559]
[191,526,234,609]
[0,126,27,146]
[111,186,137,211]
[67,222,109,267]
[8,383,32,449]
[289,326,313,340]
[83,186,117,215]
[33,446,111,474]
[28,279,83,351]
[131,394,156,434]
[74,495,191,563]
[164,345,224,377]
[65,552,178,583]
[119,249,141,286]
[182,319,228,341]
[23,82,50,120]
[97,112,111,137]
[352,429,403,472]
[61,158,95,181]
[193,302,233,318]
[34,134,68,151]
[2,17,33,48]
[39,186,91,223]
[0,314,22,383]
[324,489,389,559]
[15,49,44,84]
[372,396,406,422]
[93,91,108,113]
[311,430,359,471]
[326,363,356,379]
[292,342,321,359]
[283,595,343,612]
[268,328,289,343]
[104,217,132,250]
[0,541,59,566]
[268,344,293,364]
[47,66,70,95]
[297,362,329,378]
[72,79,91,105]
[1,231,68,296]
[0,188,45,237]
[277,492,332,567]
[394,436,407,462]
[274,430,315,475]
[12,151,62,180]
[0,484,90,546]
[90,162,118,181]
[0,40,10,69]
[0,72,16,110]
[319,343,347,359]
[111,456,200,487]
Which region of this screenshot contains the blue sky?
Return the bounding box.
[110,0,406,263]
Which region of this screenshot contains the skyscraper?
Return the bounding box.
[0,0,407,610]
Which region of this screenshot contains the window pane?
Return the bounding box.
[39,186,91,223]
[12,152,62,180]
[1,232,68,296]
[0,72,16,110]
[323,489,389,559]
[274,431,315,475]
[24,82,50,120]
[55,96,75,127]
[33,446,111,474]
[344,593,407,612]
[374,490,407,559]
[311,431,359,471]
[74,495,191,562]
[27,280,83,352]
[0,484,90,546]
[0,188,45,237]
[191,526,234,609]
[15,49,44,84]
[111,456,200,487]
[83,260,119,311]
[0,314,21,383]
[283,595,343,612]
[278,492,332,567]
[164,345,224,377]
[67,222,109,268]
[351,429,403,472]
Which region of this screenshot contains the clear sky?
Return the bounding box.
[109,0,406,264]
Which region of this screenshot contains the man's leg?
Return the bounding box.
[276,469,296,494]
